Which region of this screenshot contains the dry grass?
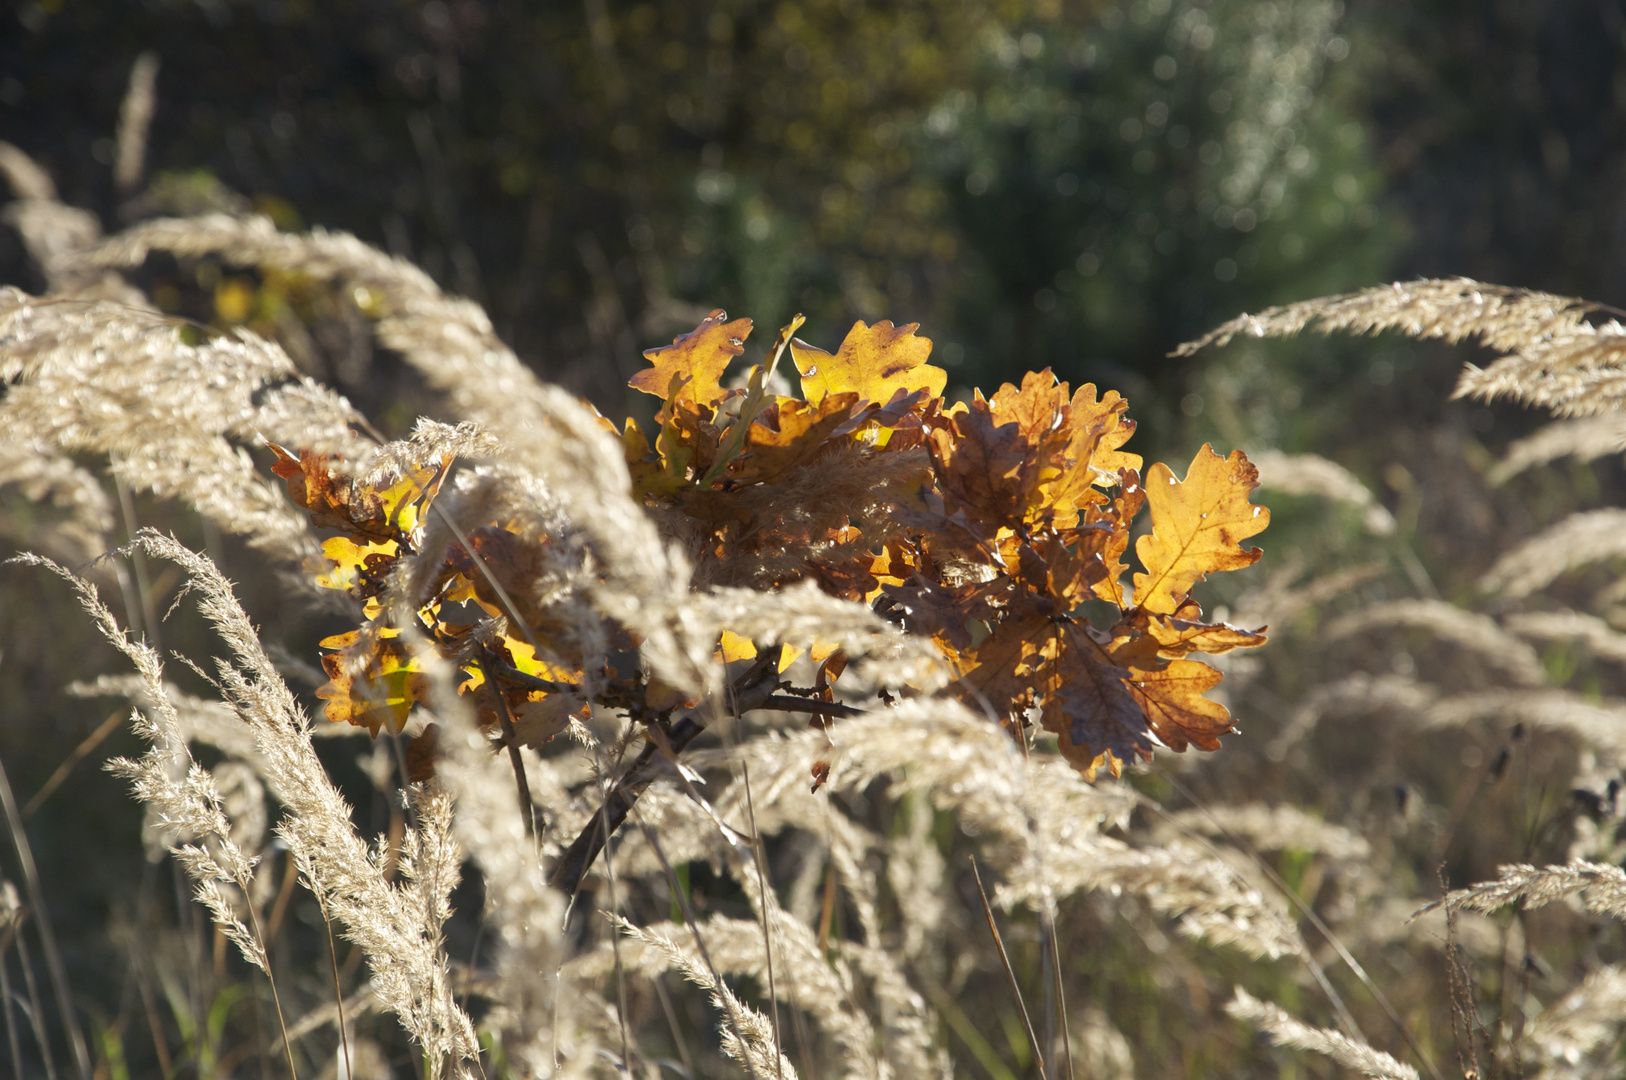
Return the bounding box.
[3,141,1626,1080]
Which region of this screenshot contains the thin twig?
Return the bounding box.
[481,652,538,838]
[548,654,780,895]
[970,856,1049,1080]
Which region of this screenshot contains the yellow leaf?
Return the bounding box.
[630,309,752,407]
[1132,445,1269,615]
[719,630,758,663]
[790,319,947,406]
[314,536,398,593]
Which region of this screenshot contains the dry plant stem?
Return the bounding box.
[628,806,767,1080]
[596,737,635,1073]
[1153,767,1444,1080]
[549,655,780,895]
[0,754,92,1080]
[1042,909,1075,1080]
[13,928,57,1080]
[21,707,123,819]
[971,856,1049,1080]
[479,654,537,838]
[742,763,784,1079]
[313,881,353,1080]
[0,923,23,1080]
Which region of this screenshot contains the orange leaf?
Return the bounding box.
[790,320,947,406]
[724,393,861,485]
[629,309,752,407]
[1132,445,1269,615]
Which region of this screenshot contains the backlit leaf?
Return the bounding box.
[790,319,947,405]
[629,309,752,407]
[1133,445,1269,615]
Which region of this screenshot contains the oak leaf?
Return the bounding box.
[629,309,752,407]
[790,320,947,406]
[1133,445,1269,615]
[316,627,430,735]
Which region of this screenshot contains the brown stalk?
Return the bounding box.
[970,856,1049,1080]
[548,653,780,895]
[21,709,124,820]
[480,651,538,838]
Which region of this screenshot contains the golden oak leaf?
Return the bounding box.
[1133,445,1269,615]
[945,610,1055,722]
[317,627,430,735]
[630,309,752,407]
[1143,611,1267,658]
[314,536,398,597]
[270,444,385,539]
[1074,385,1142,479]
[1057,468,1146,610]
[699,314,806,487]
[790,320,947,405]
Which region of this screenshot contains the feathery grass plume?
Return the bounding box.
[1354,897,1502,959]
[1226,987,1420,1080]
[0,289,370,562]
[1325,599,1548,687]
[1074,1006,1136,1080]
[1423,690,1626,758]
[1488,415,1626,485]
[1176,277,1626,417]
[49,533,482,1067]
[1524,965,1626,1073]
[1419,861,1626,919]
[1155,804,1371,863]
[0,440,113,562]
[1266,673,1436,762]
[1505,609,1626,666]
[701,701,1299,958]
[691,580,949,691]
[1479,508,1626,599]
[422,708,590,1074]
[70,213,713,690]
[15,554,275,976]
[613,917,799,1079]
[574,882,889,1078]
[1249,449,1395,534]
[1230,558,1387,632]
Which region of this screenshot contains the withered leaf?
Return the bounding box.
[630,309,752,407]
[1133,445,1269,615]
[790,320,947,406]
[1040,626,1159,779]
[317,627,430,735]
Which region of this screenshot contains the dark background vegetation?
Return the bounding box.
[6,0,1626,1076]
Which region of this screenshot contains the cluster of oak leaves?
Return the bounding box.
[273,310,1269,783]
